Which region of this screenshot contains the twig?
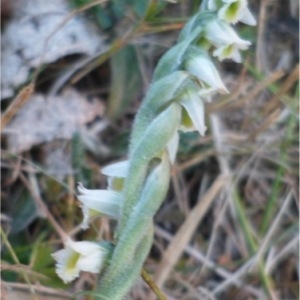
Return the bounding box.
[19,172,68,241]
[141,269,168,300]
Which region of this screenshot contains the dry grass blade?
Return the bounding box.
[0,83,34,131]
[1,281,71,300]
[266,235,299,274]
[152,176,225,290]
[255,0,269,72]
[254,191,293,263]
[210,69,285,112]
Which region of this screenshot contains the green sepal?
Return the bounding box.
[178,11,215,42]
[153,28,203,81]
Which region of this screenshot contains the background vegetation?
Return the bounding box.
[1,0,299,299]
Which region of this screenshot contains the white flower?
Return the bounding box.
[207,0,256,26]
[213,43,243,62]
[205,18,251,62]
[205,18,250,47]
[101,160,129,191]
[77,183,122,229]
[184,47,228,93]
[219,0,256,25]
[52,238,110,283]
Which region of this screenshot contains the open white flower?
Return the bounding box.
[101,160,129,191]
[52,238,110,283]
[213,43,243,62]
[77,183,122,229]
[205,18,251,62]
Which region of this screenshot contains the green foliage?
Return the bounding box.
[71,132,93,185]
[10,190,39,234]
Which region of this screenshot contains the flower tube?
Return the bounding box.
[77,183,122,229]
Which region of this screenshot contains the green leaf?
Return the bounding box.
[108,45,143,119]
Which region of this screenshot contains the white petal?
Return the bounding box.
[55,261,79,283]
[77,183,106,197]
[205,19,251,49]
[52,247,71,263]
[222,0,237,3]
[180,95,207,136]
[207,0,218,10]
[68,240,103,256]
[167,131,179,163]
[101,160,129,178]
[77,189,122,219]
[80,205,91,230]
[52,243,79,283]
[218,2,245,24]
[213,44,242,63]
[77,250,104,273]
[240,6,256,26]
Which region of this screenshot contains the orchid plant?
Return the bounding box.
[52,0,256,299]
